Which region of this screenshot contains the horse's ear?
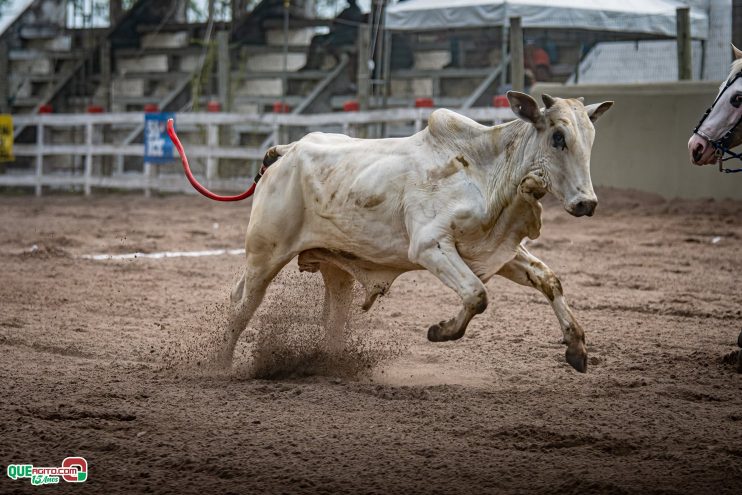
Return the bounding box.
[733,43,742,60]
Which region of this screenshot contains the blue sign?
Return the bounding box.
[144,112,175,163]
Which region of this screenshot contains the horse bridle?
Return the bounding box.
[693,69,742,173]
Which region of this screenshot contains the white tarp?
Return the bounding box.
[385,0,709,39]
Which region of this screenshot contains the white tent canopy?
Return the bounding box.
[385,0,709,39]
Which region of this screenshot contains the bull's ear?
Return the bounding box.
[733,43,742,60]
[507,91,545,128]
[585,101,614,123]
[542,93,556,109]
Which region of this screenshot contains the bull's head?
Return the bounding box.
[507,91,613,217]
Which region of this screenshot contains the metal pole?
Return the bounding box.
[174,0,187,22]
[509,17,524,92]
[357,25,371,111]
[217,31,231,111]
[357,24,371,138]
[0,40,8,114]
[373,0,387,95]
[677,7,692,80]
[373,0,387,137]
[100,40,112,110]
[500,23,508,90]
[381,29,392,135]
[109,0,124,24]
[281,0,289,112]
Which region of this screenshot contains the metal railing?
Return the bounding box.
[2,106,515,196]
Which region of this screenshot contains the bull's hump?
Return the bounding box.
[427,109,489,142]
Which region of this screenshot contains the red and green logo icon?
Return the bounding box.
[6,457,88,485]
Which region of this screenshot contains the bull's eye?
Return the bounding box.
[552,131,566,150]
[731,94,742,108]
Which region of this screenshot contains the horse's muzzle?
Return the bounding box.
[688,133,717,165]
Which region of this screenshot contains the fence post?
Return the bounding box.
[414,98,434,134]
[206,121,218,182]
[144,161,152,198]
[84,121,93,196]
[677,8,692,80]
[35,122,44,196]
[272,122,280,149]
[414,109,423,133]
[509,17,524,92]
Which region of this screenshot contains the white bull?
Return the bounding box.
[220,92,613,373]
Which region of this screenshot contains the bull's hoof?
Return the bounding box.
[208,350,234,370]
[565,345,587,373]
[737,351,742,374]
[427,323,445,342]
[427,320,465,342]
[737,329,742,348]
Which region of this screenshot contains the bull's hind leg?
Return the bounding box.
[319,263,355,354]
[410,237,488,342]
[496,244,587,372]
[216,251,293,367]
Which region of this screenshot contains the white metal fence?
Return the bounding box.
[1,107,514,196]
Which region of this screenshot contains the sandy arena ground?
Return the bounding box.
[0,188,741,494]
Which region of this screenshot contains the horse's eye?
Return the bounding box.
[552,131,566,150]
[731,94,742,108]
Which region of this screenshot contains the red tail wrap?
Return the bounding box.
[166,118,256,201]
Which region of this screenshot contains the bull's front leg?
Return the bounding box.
[496,244,588,373]
[409,236,487,342]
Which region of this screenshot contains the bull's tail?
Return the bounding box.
[261,145,282,169]
[167,119,282,202]
[257,145,283,183]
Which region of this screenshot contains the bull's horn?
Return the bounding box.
[733,43,742,60]
[542,94,556,109]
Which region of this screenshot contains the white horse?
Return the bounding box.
[688,44,742,371]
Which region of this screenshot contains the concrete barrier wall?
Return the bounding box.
[531,81,742,200]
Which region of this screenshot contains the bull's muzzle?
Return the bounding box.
[566,198,597,217]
